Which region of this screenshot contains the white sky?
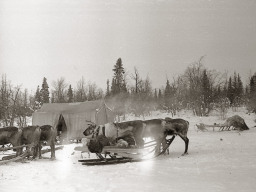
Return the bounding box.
[0,0,256,93]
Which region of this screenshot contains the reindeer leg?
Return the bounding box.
[162,135,176,155]
[38,142,42,159]
[177,134,189,155]
[51,140,56,160]
[32,144,38,159]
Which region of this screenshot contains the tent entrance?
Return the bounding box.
[57,114,67,141]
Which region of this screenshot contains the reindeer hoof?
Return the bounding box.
[50,157,56,160]
[182,152,188,156]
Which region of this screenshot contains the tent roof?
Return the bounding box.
[37,100,106,114]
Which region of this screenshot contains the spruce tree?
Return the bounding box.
[158,89,162,100]
[106,79,110,97]
[237,73,243,97]
[227,77,234,103]
[164,80,172,98]
[67,84,74,103]
[40,77,50,103]
[248,75,256,112]
[154,88,158,100]
[35,85,41,103]
[202,69,211,104]
[233,72,238,95]
[34,85,42,109]
[111,58,126,95]
[164,79,172,112]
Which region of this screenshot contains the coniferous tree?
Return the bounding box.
[164,79,173,112]
[227,77,234,104]
[111,58,127,95]
[34,85,42,109]
[51,93,55,103]
[233,72,238,95]
[248,74,256,112]
[67,84,74,103]
[154,89,158,100]
[237,73,243,97]
[106,79,110,97]
[202,70,211,103]
[110,78,116,95]
[201,69,212,114]
[158,89,162,101]
[40,77,50,103]
[165,80,171,96]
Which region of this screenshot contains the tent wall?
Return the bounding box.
[32,112,60,128]
[62,111,97,140]
[96,105,115,125]
[32,101,115,140]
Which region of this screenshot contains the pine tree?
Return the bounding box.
[67,85,74,103]
[233,72,238,95]
[158,89,162,100]
[227,77,234,103]
[248,75,256,112]
[106,79,110,97]
[154,89,158,100]
[237,73,243,97]
[111,58,127,95]
[34,85,42,109]
[164,79,173,112]
[35,86,41,103]
[51,93,55,103]
[40,77,50,103]
[202,70,211,101]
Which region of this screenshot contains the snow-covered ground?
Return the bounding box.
[1,108,256,192]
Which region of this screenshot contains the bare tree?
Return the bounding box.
[75,76,87,102]
[52,77,68,103]
[130,67,142,94]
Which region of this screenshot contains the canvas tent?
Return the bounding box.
[32,100,115,140]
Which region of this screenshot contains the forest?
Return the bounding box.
[1,57,256,127]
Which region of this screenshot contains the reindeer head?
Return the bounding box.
[83,121,97,138]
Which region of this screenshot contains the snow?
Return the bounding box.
[1,108,256,192]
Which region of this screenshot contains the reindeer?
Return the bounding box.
[219,115,249,131]
[21,126,41,158]
[84,119,174,155]
[0,127,22,156]
[163,117,189,155]
[38,125,57,160]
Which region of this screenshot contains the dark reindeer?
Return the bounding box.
[163,117,189,155]
[84,119,171,155]
[21,126,41,158]
[219,115,249,131]
[38,125,57,160]
[0,127,22,156]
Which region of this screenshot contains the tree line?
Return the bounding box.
[1,56,256,126]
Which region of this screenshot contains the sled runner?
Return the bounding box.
[0,144,64,164]
[0,144,32,165]
[77,137,174,166]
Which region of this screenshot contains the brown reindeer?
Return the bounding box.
[219,115,249,131]
[84,119,167,154]
[21,126,41,159]
[163,117,189,155]
[0,127,22,156]
[38,125,57,160]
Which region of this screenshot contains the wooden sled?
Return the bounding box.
[0,144,32,165]
[77,138,173,166]
[0,145,64,163]
[196,123,221,132]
